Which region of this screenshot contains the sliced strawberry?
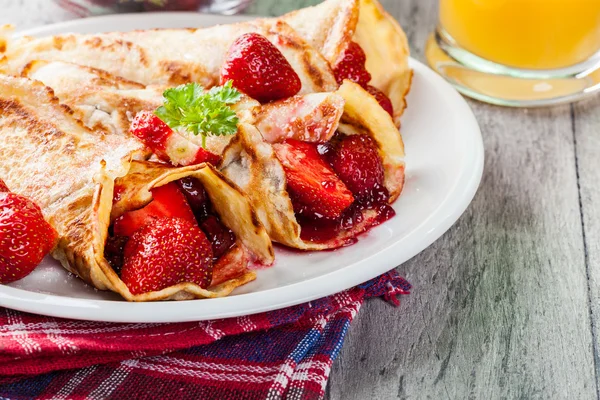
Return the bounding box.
[192,147,221,166]
[0,193,57,283]
[273,139,354,220]
[366,85,394,117]
[0,179,9,192]
[220,33,302,103]
[211,245,249,287]
[121,217,213,295]
[113,182,196,237]
[330,134,385,199]
[130,111,171,158]
[130,111,221,167]
[333,42,372,87]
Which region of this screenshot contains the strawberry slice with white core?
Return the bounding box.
[130,111,221,166]
[113,182,196,237]
[253,93,344,144]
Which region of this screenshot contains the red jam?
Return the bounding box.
[297,184,396,244]
[177,177,236,261]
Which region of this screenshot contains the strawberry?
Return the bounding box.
[130,111,171,156]
[273,139,354,220]
[333,42,372,87]
[0,193,57,283]
[130,111,221,167]
[113,182,196,237]
[329,134,385,199]
[220,33,302,103]
[192,147,221,166]
[121,217,214,295]
[0,179,9,192]
[366,85,394,117]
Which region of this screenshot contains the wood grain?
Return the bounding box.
[574,95,600,399]
[3,1,599,399]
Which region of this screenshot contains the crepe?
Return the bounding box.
[0,75,273,301]
[23,60,345,156]
[283,0,412,125]
[0,19,337,93]
[284,0,413,127]
[0,0,410,127]
[22,60,162,138]
[221,80,405,250]
[20,59,402,250]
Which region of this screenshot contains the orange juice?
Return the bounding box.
[439,0,600,70]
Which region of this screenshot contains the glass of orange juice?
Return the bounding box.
[426,0,600,106]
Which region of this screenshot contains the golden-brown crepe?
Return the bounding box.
[22,60,346,157]
[0,75,273,301]
[220,80,405,250]
[0,19,337,93]
[284,0,413,126]
[0,0,410,127]
[21,60,162,137]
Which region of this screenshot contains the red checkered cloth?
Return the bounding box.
[0,271,410,400]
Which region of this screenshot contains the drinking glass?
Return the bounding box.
[56,0,254,16]
[426,0,600,106]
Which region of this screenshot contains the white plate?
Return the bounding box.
[0,13,484,323]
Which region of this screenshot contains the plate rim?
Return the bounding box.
[0,12,484,323]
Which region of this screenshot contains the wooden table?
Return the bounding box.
[4,0,600,398]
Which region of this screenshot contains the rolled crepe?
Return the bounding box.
[0,0,410,127]
[0,19,337,94]
[0,75,273,301]
[220,80,405,250]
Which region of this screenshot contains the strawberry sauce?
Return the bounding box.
[297,185,396,244]
[176,177,237,261]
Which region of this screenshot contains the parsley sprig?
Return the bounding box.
[154,81,242,147]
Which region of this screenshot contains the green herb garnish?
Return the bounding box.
[154,81,242,147]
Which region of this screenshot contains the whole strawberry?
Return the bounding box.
[333,42,372,87]
[366,85,394,118]
[0,191,57,283]
[220,33,302,103]
[121,217,214,295]
[330,134,385,199]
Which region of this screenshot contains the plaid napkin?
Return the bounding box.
[0,271,409,400]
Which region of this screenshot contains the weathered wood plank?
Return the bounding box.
[327,102,596,400]
[573,95,600,399]
[321,0,597,398]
